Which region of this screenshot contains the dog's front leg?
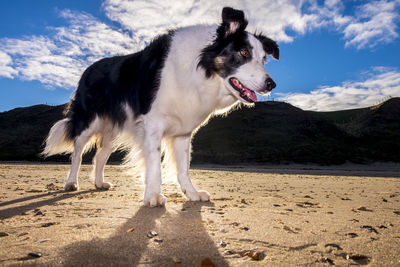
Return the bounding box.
[143,128,166,207]
[173,135,210,202]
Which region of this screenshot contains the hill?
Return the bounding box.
[0,104,66,161]
[191,98,400,164]
[0,98,399,164]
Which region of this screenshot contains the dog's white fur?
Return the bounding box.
[45,24,271,207]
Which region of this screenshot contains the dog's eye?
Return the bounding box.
[239,49,249,58]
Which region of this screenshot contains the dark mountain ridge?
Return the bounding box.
[1,98,399,165]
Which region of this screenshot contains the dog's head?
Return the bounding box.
[198,7,279,103]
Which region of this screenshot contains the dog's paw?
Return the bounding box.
[95,182,113,190]
[64,182,79,191]
[185,190,210,202]
[144,193,166,207]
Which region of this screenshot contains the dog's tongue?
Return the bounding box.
[242,90,270,103]
[240,88,257,103]
[231,78,269,103]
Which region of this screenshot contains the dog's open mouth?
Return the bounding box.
[229,77,257,103]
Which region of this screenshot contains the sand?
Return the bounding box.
[0,163,399,266]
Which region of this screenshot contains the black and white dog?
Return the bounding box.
[43,7,279,207]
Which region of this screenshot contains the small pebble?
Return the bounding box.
[171,256,181,264]
[346,232,358,238]
[357,206,373,212]
[126,227,135,233]
[296,201,317,208]
[201,257,215,267]
[224,250,235,255]
[34,210,45,216]
[320,257,334,265]
[154,238,163,243]
[41,222,57,227]
[28,252,42,258]
[147,230,158,238]
[39,238,50,243]
[220,241,227,247]
[244,250,264,261]
[325,243,342,250]
[348,254,370,264]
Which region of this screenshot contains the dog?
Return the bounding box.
[42,7,279,207]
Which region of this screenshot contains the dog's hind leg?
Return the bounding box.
[93,132,114,190]
[64,133,91,191]
[173,135,210,202]
[64,119,100,191]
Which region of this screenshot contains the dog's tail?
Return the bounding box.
[41,118,74,157]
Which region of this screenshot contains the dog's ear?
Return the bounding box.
[255,34,280,60]
[218,7,248,38]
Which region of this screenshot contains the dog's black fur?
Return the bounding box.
[64,32,174,139]
[254,33,280,60]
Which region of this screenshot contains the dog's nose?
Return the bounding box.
[265,78,276,91]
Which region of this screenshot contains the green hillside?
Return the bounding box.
[0,98,399,165]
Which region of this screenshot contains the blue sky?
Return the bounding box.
[0,0,400,112]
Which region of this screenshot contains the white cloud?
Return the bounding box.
[343,0,399,49]
[0,51,17,79]
[306,0,352,28]
[102,0,398,49]
[0,0,399,89]
[305,0,400,49]
[103,0,316,43]
[276,68,400,111]
[0,10,140,88]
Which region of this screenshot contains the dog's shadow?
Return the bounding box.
[59,201,229,266]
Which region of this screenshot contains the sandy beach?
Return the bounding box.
[0,163,399,266]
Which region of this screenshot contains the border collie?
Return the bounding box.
[43,7,279,207]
